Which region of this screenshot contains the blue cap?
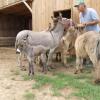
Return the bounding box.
[74,2,85,7]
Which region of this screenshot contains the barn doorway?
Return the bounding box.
[53,9,71,19]
[0,2,32,46]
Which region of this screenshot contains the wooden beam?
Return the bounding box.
[22,0,32,14]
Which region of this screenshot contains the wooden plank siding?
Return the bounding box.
[85,0,100,17]
[0,37,16,46]
[32,0,73,31]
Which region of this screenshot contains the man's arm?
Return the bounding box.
[83,20,100,26]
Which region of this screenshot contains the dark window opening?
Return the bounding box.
[53,9,71,19]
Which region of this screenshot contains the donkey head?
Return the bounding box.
[51,12,62,24]
[18,34,29,51]
[75,24,86,36]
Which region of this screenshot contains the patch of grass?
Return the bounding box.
[51,88,63,96]
[24,92,35,100]
[33,75,52,89]
[33,73,72,97]
[33,72,100,100]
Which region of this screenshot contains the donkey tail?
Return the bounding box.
[96,40,100,60]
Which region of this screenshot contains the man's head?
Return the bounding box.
[74,2,86,13]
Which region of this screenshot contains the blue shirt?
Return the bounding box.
[80,8,100,32]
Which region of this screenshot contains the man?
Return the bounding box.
[74,2,100,66]
[74,2,100,32]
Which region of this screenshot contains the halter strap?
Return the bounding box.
[50,31,56,44]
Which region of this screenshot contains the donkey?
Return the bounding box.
[56,24,85,66]
[17,35,49,75]
[15,15,67,75]
[63,25,100,83]
[75,31,100,83]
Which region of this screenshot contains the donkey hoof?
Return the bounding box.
[28,73,30,76]
[50,66,56,69]
[80,69,84,73]
[28,72,34,76]
[42,71,47,74]
[32,72,34,75]
[41,69,47,74]
[21,67,26,71]
[44,71,47,74]
[74,70,78,74]
[94,79,100,84]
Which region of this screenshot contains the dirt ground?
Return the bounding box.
[0,47,78,100]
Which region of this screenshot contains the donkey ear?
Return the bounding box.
[59,12,62,19]
[59,12,62,17]
[51,16,56,21]
[51,16,54,19]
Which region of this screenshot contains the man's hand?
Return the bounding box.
[81,20,99,26]
[77,23,85,27]
[82,22,87,26]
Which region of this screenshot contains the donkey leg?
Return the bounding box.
[16,52,26,71]
[28,56,34,76]
[40,53,47,74]
[94,63,100,84]
[28,61,34,76]
[28,62,31,76]
[61,51,68,67]
[74,57,82,74]
[18,53,24,70]
[89,54,100,83]
[58,52,61,62]
[31,63,34,75]
[92,61,100,84]
[80,58,84,73]
[17,52,22,67]
[47,49,55,70]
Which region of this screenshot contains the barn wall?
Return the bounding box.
[32,0,73,31]
[32,0,53,31]
[85,0,100,17]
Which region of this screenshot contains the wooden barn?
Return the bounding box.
[0,0,100,46]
